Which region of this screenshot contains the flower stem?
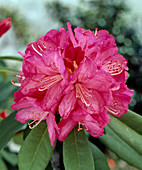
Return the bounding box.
[0,56,23,62]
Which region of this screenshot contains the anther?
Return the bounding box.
[11,80,21,86]
[77,122,82,131]
[42,42,47,49]
[105,106,120,115]
[95,28,98,37]
[31,43,42,56]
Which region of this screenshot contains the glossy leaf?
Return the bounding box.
[0,82,18,109]
[118,110,142,134]
[0,56,23,62]
[108,115,142,155]
[0,111,23,150]
[18,121,55,170]
[90,142,109,170]
[0,149,17,166]
[0,156,7,170]
[63,127,95,170]
[99,126,142,169]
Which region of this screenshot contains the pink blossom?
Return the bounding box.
[12,22,133,146]
[0,18,11,37]
[105,83,133,117]
[12,96,59,146]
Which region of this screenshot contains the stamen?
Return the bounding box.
[14,74,20,78]
[75,83,92,106]
[77,122,82,131]
[73,60,78,71]
[66,67,73,74]
[14,74,25,81]
[28,111,49,129]
[110,69,123,76]
[103,60,124,76]
[95,28,98,37]
[31,43,42,56]
[38,74,63,91]
[37,43,43,52]
[11,80,21,86]
[112,101,119,107]
[81,120,88,131]
[42,42,47,49]
[105,106,120,115]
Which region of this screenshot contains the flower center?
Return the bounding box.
[63,46,84,74]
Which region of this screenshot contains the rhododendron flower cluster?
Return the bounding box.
[12,22,133,146]
[0,18,11,37]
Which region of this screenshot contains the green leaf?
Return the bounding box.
[108,115,142,155]
[118,110,142,134]
[63,127,95,170]
[0,56,23,62]
[0,156,8,170]
[18,121,55,170]
[0,67,19,73]
[0,111,23,150]
[0,149,17,166]
[90,142,109,170]
[0,81,18,109]
[13,131,24,145]
[99,126,142,169]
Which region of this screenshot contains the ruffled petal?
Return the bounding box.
[82,115,104,137]
[67,22,78,47]
[59,89,77,119]
[57,117,77,141]
[46,114,60,146]
[42,82,67,110]
[106,83,133,117]
[71,106,88,122]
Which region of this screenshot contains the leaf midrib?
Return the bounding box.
[74,128,81,170]
[27,127,48,170]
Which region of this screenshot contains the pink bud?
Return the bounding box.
[0,111,8,119]
[0,17,12,37]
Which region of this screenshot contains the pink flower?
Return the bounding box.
[12,22,133,146]
[0,18,12,37]
[105,83,133,117]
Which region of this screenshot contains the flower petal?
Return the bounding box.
[57,117,77,141]
[59,89,77,119]
[46,114,60,146]
[83,115,104,137]
[107,83,133,117]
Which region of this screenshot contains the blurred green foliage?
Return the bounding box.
[0,6,32,45]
